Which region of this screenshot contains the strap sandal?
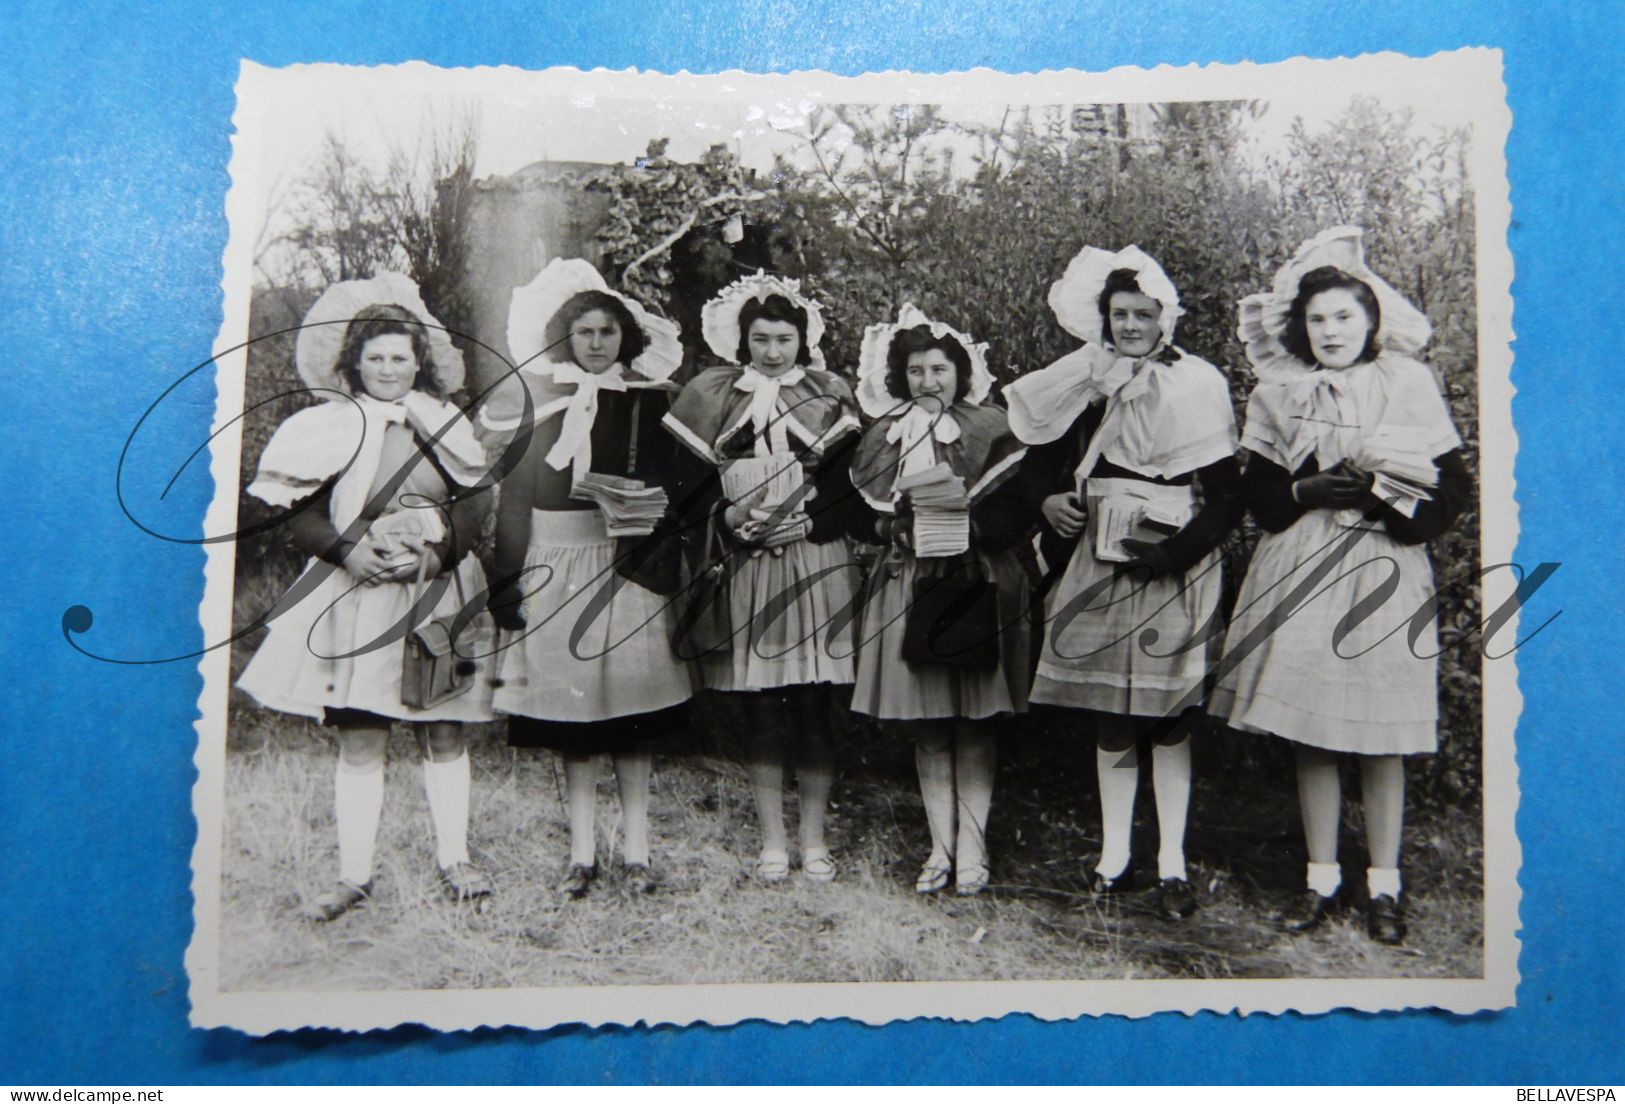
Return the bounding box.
[954,863,991,897]
[754,848,790,884]
[558,862,598,900]
[915,856,954,895]
[438,861,494,904]
[300,879,371,922]
[801,847,837,884]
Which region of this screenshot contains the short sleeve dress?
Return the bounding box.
[237,391,498,724]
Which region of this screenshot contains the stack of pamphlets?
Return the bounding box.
[571,473,669,537]
[896,462,970,557]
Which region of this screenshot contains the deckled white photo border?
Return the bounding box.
[190,48,1518,1033]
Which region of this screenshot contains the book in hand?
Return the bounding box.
[571,472,669,537]
[896,462,971,558]
[722,454,814,547]
[1093,500,1185,563]
[722,454,808,512]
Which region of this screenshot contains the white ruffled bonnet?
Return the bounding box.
[1048,244,1183,352]
[1238,226,1432,381]
[294,271,466,397]
[507,257,683,382]
[699,270,827,372]
[854,303,994,418]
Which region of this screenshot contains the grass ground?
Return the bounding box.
[217,689,1484,991]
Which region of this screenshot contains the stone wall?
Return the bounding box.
[462,160,616,394]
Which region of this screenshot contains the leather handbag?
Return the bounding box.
[901,553,1000,670]
[616,526,684,597]
[401,553,486,711]
[669,511,733,661]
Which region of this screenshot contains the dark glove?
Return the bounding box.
[488,580,528,632]
[1119,536,1177,580]
[888,494,916,551]
[1292,464,1372,510]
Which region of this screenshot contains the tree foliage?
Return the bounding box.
[760,98,1481,805]
[248,96,1485,806]
[256,107,483,381]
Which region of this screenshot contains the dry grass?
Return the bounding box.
[217,692,1484,992]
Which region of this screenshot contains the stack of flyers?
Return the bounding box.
[896,462,970,558]
[571,472,669,537]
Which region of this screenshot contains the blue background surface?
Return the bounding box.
[2,0,1621,1085]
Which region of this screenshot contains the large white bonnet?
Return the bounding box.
[699,270,827,371]
[1238,226,1432,379]
[1048,244,1182,350]
[507,257,683,382]
[294,271,465,397]
[854,303,993,417]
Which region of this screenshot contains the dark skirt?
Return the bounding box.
[505,702,689,756]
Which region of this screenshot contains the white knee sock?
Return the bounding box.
[1307,861,1342,898]
[1095,746,1138,880]
[422,752,471,869]
[1366,866,1402,900]
[1151,741,1192,881]
[335,757,385,887]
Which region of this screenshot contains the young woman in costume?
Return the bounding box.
[483,258,694,899]
[1212,227,1469,944]
[848,306,1035,896]
[662,272,864,883]
[238,274,495,921]
[1006,247,1242,919]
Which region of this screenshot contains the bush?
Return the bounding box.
[244,97,1485,811]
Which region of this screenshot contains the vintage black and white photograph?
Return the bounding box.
[189,53,1519,1031]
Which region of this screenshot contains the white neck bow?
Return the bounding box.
[732,366,808,457]
[886,400,961,479]
[536,363,629,481]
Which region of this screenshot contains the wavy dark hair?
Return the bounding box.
[541,290,647,368]
[884,324,974,403]
[1281,265,1382,366]
[735,293,813,367]
[335,303,441,397]
[1097,267,1163,346]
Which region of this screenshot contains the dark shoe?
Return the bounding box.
[300,880,371,922]
[1281,888,1340,933]
[558,862,597,900]
[1158,877,1198,920]
[1366,893,1407,945]
[439,861,493,904]
[1088,864,1135,896]
[621,861,658,896]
